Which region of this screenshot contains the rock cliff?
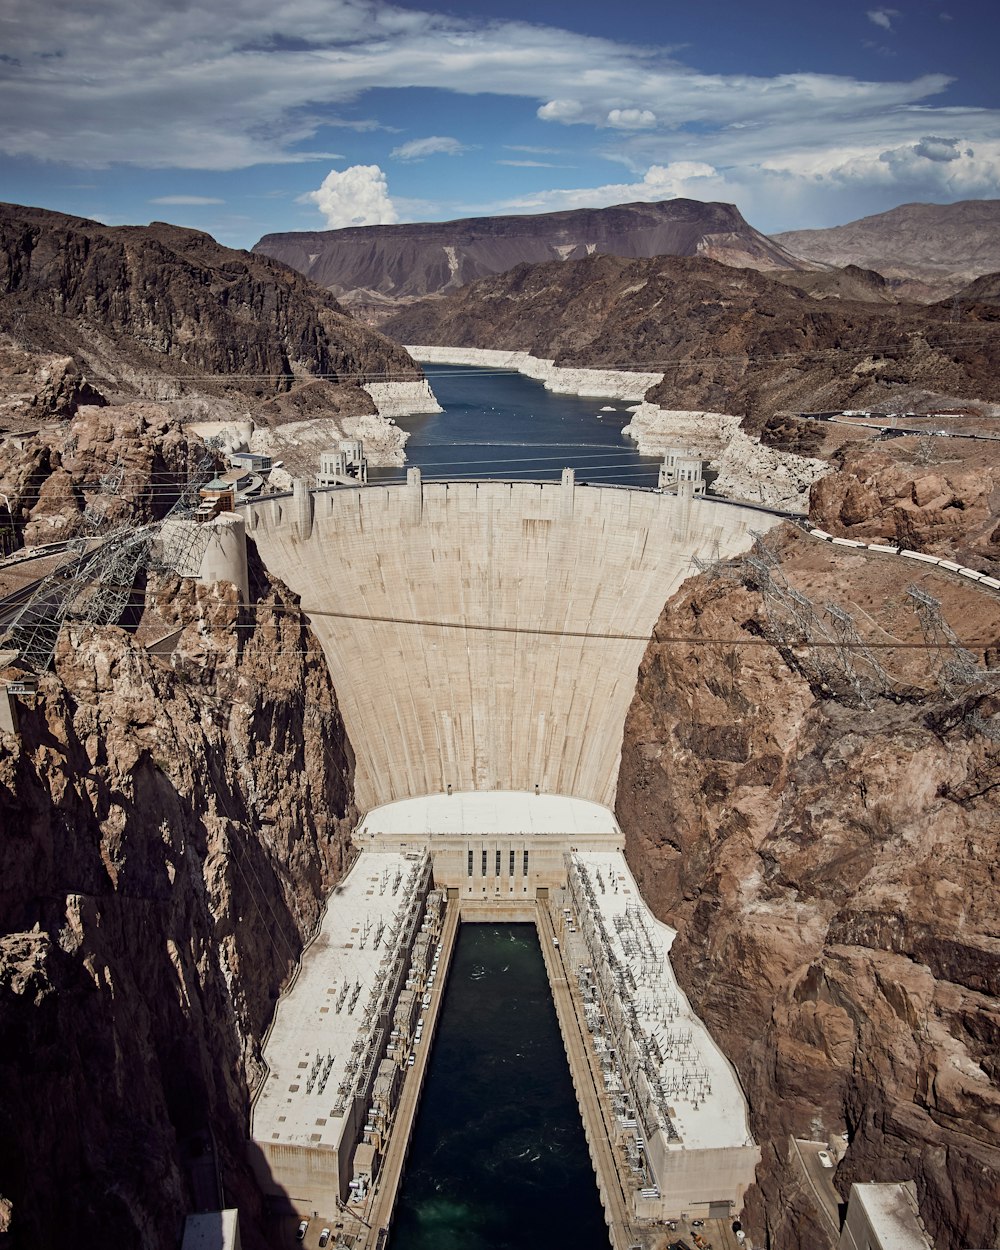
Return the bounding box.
[0,404,209,549]
[0,203,422,427]
[382,253,1000,422]
[0,557,357,1248]
[616,525,1000,1250]
[253,198,808,313]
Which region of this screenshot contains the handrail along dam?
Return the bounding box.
[240,472,777,1245]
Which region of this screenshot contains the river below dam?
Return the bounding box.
[369,362,663,487]
[389,923,608,1250]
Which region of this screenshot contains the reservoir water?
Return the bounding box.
[370,363,662,487]
[389,923,608,1250]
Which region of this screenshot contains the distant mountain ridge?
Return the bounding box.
[381,251,1000,420]
[772,199,1000,301]
[253,199,810,313]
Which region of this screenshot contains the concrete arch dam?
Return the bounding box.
[244,473,777,812]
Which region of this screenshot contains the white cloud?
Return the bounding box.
[498,162,720,215]
[496,159,560,168]
[390,135,468,161]
[537,100,583,123]
[911,135,961,162]
[148,195,225,205]
[301,165,398,228]
[867,8,899,31]
[1,0,999,231]
[607,108,656,129]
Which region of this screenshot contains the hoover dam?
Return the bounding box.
[244,471,777,811]
[231,471,778,1246]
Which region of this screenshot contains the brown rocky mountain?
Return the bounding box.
[0,203,421,426]
[770,263,898,304]
[381,251,1000,421]
[252,198,809,314]
[617,510,1000,1250]
[0,550,357,1249]
[773,200,1000,302]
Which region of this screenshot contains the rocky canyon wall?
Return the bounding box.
[616,525,1000,1250]
[0,560,356,1249]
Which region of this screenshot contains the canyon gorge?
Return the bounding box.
[1,201,998,1250]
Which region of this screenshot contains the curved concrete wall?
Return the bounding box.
[245,477,777,812]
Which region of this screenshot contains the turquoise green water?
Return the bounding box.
[389,923,609,1249]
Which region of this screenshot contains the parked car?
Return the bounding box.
[318,1230,332,1248]
[296,1220,309,1241]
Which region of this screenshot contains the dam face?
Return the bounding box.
[244,474,777,812]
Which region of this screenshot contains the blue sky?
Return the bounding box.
[1,0,998,248]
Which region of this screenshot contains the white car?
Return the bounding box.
[818,1149,834,1168]
[296,1219,309,1241]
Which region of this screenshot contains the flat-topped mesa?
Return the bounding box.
[242,475,782,812]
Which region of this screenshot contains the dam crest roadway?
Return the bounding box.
[239,473,774,1247]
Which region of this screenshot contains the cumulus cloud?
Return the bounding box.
[867,7,899,30]
[537,100,585,123]
[499,162,720,215]
[148,195,224,205]
[301,165,398,228]
[607,108,656,129]
[912,135,961,161]
[390,135,468,161]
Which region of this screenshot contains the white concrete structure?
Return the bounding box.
[198,513,249,602]
[244,476,778,812]
[317,440,368,488]
[565,851,759,1221]
[658,448,706,496]
[359,791,624,901]
[838,1182,934,1250]
[250,852,432,1214]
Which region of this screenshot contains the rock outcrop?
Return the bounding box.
[253,198,809,313]
[0,555,356,1249]
[0,404,208,549]
[616,525,1000,1250]
[382,253,1000,422]
[0,203,423,427]
[809,436,1000,574]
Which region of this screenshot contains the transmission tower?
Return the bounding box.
[1,437,223,671]
[906,585,983,696]
[740,549,881,701]
[823,602,896,707]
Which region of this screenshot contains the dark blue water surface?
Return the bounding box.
[389,924,608,1250]
[369,363,662,487]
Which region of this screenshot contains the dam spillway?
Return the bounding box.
[243,473,779,811]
